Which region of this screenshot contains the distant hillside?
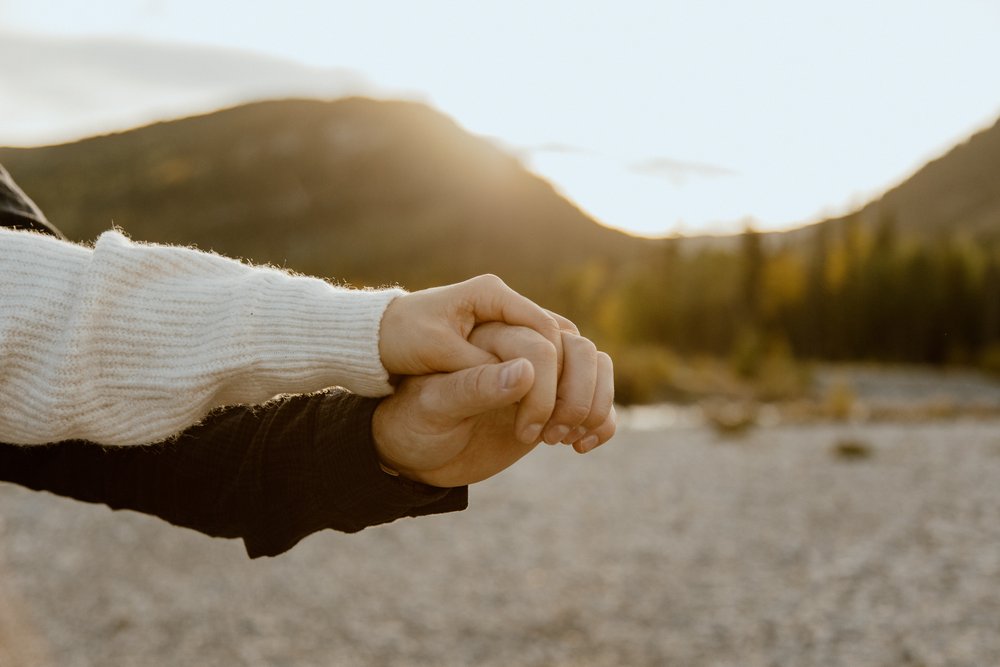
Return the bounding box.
[5,99,996,282]
[0,98,650,299]
[782,116,1000,246]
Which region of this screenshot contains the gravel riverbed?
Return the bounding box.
[3,415,1000,666]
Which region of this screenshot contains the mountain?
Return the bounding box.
[780,116,1000,246]
[0,98,650,300]
[2,97,996,307]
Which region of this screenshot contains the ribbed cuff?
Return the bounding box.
[244,273,407,397]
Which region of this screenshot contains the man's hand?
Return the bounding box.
[372,326,616,488]
[372,358,535,487]
[378,274,561,379]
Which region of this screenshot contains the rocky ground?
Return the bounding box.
[2,367,1000,666]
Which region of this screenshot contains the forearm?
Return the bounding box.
[0,228,405,445]
[0,390,467,558]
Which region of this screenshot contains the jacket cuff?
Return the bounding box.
[243,392,467,558]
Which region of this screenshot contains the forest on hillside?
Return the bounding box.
[556,217,1000,403]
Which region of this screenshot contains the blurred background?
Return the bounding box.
[2,1,1000,665]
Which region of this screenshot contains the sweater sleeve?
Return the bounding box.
[0,390,469,558]
[0,228,406,445]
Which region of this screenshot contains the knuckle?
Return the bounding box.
[502,324,536,343]
[583,403,612,430]
[567,335,598,358]
[465,366,490,397]
[475,273,506,291]
[561,319,580,335]
[541,315,561,336]
[554,399,590,426]
[416,380,442,416]
[524,336,558,360]
[551,311,580,334]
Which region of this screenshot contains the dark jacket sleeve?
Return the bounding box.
[0,163,67,239]
[0,387,468,559]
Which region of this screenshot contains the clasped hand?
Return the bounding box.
[375,275,615,488]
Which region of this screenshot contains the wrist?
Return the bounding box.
[371,400,419,482]
[377,292,408,376]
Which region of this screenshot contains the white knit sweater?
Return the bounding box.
[0,229,405,446]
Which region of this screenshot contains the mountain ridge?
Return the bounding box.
[0,98,650,300]
[771,115,1000,247]
[2,97,998,286]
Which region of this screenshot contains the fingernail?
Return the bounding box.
[563,426,587,444]
[579,435,599,452]
[545,424,570,445]
[521,423,543,443]
[500,359,526,390]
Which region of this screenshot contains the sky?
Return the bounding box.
[1,0,999,237]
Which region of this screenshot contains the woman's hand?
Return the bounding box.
[378,274,561,377]
[469,322,615,451]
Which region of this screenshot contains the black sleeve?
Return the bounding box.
[0,162,67,239]
[0,390,468,558]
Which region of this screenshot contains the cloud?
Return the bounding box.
[529,142,591,155]
[629,157,737,185]
[520,142,736,189]
[0,31,379,145]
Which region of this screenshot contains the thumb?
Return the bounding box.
[436,338,501,373]
[427,358,535,422]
